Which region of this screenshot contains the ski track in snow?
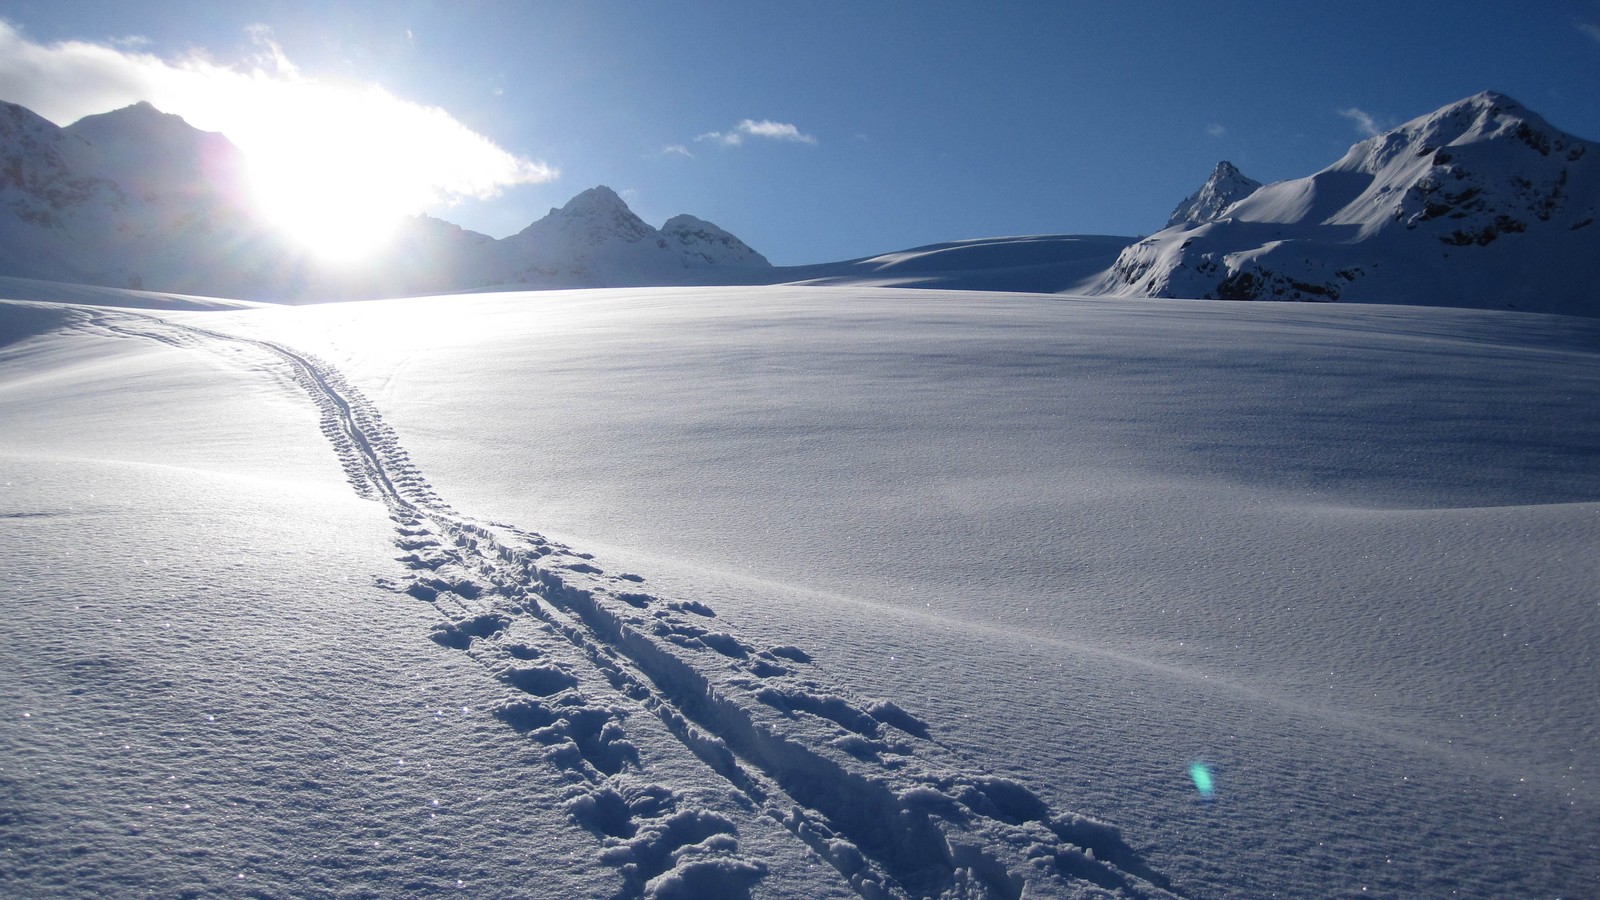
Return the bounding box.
[73,305,1181,900]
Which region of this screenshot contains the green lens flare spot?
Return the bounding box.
[1189,762,1215,798]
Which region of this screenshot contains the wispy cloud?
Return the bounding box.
[1338,106,1383,137]
[1206,123,1227,138]
[107,34,152,51]
[1579,21,1600,43]
[0,19,556,215]
[697,118,816,147]
[661,143,694,158]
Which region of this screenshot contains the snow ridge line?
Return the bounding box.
[89,309,1181,900]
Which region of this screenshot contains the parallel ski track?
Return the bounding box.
[83,307,1181,900]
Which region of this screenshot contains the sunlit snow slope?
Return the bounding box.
[5,284,1599,898]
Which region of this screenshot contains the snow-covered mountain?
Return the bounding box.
[1166,160,1262,227]
[1091,92,1600,316]
[660,214,770,268]
[0,101,109,281]
[64,101,250,207]
[0,101,769,299]
[0,101,308,298]
[486,186,770,288]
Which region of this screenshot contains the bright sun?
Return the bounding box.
[199,78,553,265]
[247,146,406,264]
[26,24,556,266]
[237,86,424,263]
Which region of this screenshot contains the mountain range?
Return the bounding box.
[1,92,1596,315]
[0,101,772,301]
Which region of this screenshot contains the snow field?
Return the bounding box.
[192,286,1600,896]
[5,300,1182,897]
[4,284,1599,897]
[0,319,613,896]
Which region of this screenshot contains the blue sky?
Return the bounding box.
[2,1,1598,264]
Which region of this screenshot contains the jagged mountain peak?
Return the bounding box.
[1167,159,1262,227]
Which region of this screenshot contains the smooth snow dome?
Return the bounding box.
[4,285,1600,898]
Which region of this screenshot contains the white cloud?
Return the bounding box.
[737,119,815,144]
[661,144,694,158]
[0,20,556,218]
[1206,123,1226,138]
[1338,106,1383,137]
[696,118,816,147]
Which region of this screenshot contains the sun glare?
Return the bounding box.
[237,85,441,263]
[117,32,557,265]
[246,136,406,264]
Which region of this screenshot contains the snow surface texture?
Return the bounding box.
[6,284,1595,897]
[3,294,1189,899]
[1092,92,1600,315]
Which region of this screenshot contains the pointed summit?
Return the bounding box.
[558,184,626,209]
[525,184,654,245]
[1167,160,1262,227]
